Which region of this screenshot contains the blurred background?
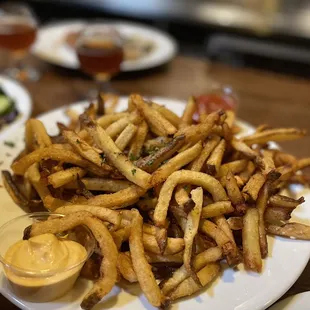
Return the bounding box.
[6,0,310,77]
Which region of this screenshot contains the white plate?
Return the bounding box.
[268,292,310,310]
[0,75,32,141]
[0,97,310,310]
[32,20,178,71]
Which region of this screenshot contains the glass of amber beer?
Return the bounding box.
[76,23,124,97]
[0,2,39,81]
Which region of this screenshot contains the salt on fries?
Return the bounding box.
[3,93,310,309]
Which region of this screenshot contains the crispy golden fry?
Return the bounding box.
[154,170,228,227]
[143,136,171,152]
[65,109,80,129]
[131,94,176,136]
[190,136,221,172]
[169,262,220,301]
[62,129,112,171]
[175,111,221,146]
[27,163,68,211]
[242,172,266,202]
[199,220,234,256]
[213,215,240,266]
[230,139,263,167]
[96,112,129,128]
[25,211,118,310]
[47,167,86,188]
[264,207,292,225]
[206,139,226,175]
[180,96,196,128]
[136,135,185,173]
[12,145,109,177]
[151,142,202,186]
[218,159,248,178]
[242,128,306,145]
[225,110,235,128]
[183,187,203,280]
[27,119,52,148]
[83,116,151,188]
[105,110,141,139]
[103,93,119,114]
[267,223,310,240]
[243,208,262,272]
[201,201,234,218]
[128,120,148,159]
[261,150,275,175]
[151,102,181,128]
[54,205,121,227]
[117,252,138,283]
[269,194,305,208]
[256,181,270,258]
[86,185,146,209]
[115,123,137,151]
[65,178,132,192]
[227,217,243,230]
[129,209,163,307]
[226,171,246,215]
[238,161,256,184]
[161,247,222,296]
[143,234,185,255]
[273,151,297,167]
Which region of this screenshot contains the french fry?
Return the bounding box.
[242,172,266,202]
[86,185,146,209]
[48,167,86,188]
[82,116,151,188]
[65,178,131,192]
[54,205,121,227]
[264,207,292,225]
[175,110,221,146]
[183,187,203,282]
[27,119,52,148]
[115,123,137,151]
[243,208,262,272]
[136,135,185,173]
[179,96,196,128]
[218,159,248,178]
[145,251,184,264]
[154,170,228,227]
[143,234,185,255]
[105,110,141,139]
[151,142,202,186]
[205,139,226,175]
[201,201,234,218]
[190,136,220,172]
[227,217,243,230]
[169,262,220,301]
[96,112,129,128]
[268,194,305,209]
[128,120,148,159]
[117,252,138,283]
[242,128,306,145]
[131,94,177,136]
[267,223,310,240]
[151,102,181,128]
[12,145,110,177]
[129,209,163,307]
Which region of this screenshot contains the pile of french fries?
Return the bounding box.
[3,93,310,310]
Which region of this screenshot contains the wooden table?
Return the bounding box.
[1,55,310,309]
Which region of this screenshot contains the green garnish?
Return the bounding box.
[76,139,81,144]
[100,153,106,165]
[131,169,137,176]
[4,141,15,148]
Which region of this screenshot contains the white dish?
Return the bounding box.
[0,97,310,310]
[32,20,178,71]
[0,75,32,141]
[268,292,310,310]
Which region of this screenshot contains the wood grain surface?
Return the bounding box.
[0,54,309,309]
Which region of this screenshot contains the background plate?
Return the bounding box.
[32,20,178,72]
